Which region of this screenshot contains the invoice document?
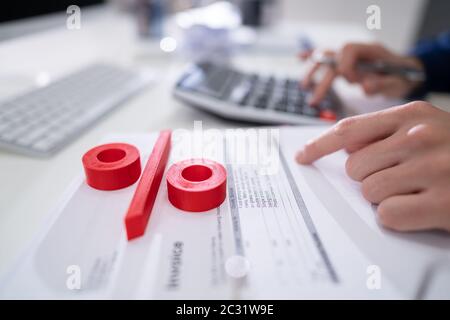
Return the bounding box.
[1,126,449,299]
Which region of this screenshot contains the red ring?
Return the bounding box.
[166,159,227,212]
[82,143,141,190]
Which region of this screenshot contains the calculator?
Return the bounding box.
[173,61,344,125]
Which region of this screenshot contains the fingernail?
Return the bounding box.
[296,150,306,164]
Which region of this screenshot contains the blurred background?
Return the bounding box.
[281,0,447,52]
[1,0,449,112]
[1,0,449,52]
[0,0,450,51]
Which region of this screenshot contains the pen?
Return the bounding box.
[311,52,426,82]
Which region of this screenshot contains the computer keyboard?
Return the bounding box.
[173,61,344,125]
[0,63,152,156]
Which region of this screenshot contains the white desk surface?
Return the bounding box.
[0,8,448,278]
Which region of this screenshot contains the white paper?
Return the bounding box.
[1,127,449,299]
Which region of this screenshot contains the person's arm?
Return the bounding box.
[296,101,450,233]
[409,31,450,98]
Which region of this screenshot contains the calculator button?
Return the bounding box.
[319,110,337,121]
[301,105,320,117]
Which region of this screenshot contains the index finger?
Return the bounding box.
[296,108,402,164]
[309,67,337,106]
[295,126,345,164]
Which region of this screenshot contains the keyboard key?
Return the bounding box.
[255,100,268,109]
[229,81,251,105]
[16,125,51,146]
[274,99,288,112]
[0,119,13,133]
[286,103,299,113]
[32,136,60,152]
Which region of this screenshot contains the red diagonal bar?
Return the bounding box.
[124,130,171,240]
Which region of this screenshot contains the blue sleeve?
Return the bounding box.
[410,31,450,97]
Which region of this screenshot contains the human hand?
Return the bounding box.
[296,101,450,232]
[300,43,424,106]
